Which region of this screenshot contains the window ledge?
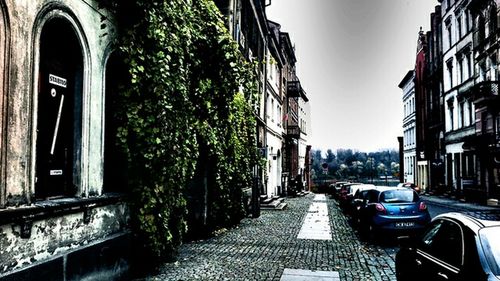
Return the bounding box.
[0,193,126,226]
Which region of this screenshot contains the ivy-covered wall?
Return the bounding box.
[106,0,261,261]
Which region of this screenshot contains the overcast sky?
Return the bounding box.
[267,0,439,153]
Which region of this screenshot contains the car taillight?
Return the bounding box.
[375,203,386,214]
[419,202,427,211]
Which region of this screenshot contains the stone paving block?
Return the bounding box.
[281,268,340,278]
[148,194,397,281]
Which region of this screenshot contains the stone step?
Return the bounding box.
[261,202,287,210]
[261,198,274,204]
[261,197,284,207]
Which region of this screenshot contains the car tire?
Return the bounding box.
[395,255,410,281]
[359,220,371,239]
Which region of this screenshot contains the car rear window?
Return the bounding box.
[479,226,500,276]
[379,189,418,203]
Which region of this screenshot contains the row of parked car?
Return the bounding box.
[329,181,500,281]
[330,182,431,238]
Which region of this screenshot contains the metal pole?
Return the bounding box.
[252,175,260,218]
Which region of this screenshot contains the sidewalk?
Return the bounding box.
[142,193,397,281]
[421,194,500,212]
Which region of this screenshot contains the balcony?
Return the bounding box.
[463,133,500,153]
[473,30,485,50]
[473,30,497,52]
[472,81,499,104]
[287,81,302,97]
[287,125,301,139]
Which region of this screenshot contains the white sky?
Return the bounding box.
[267,0,439,152]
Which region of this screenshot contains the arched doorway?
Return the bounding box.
[35,17,83,199]
[103,51,128,193]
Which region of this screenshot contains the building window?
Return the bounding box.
[447,99,455,131]
[482,112,489,133]
[276,65,280,88]
[447,24,453,49]
[465,53,471,79]
[458,57,464,83]
[271,98,275,122]
[447,60,454,89]
[469,100,474,125]
[478,15,486,43]
[459,101,465,128]
[490,55,498,80]
[489,7,497,36]
[457,15,462,39]
[465,9,470,32]
[104,52,129,192]
[35,18,83,199]
[277,105,281,127]
[480,61,488,81]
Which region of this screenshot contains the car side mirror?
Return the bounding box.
[397,235,416,250]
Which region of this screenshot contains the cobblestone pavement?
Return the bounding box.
[145,194,397,281]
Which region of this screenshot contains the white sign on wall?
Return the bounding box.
[49,74,67,88]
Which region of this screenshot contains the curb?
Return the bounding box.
[421,195,499,212]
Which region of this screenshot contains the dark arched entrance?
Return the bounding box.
[103,51,128,193]
[35,17,83,199]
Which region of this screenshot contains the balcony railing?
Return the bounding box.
[472,81,499,103]
[287,125,300,139]
[463,132,500,152]
[287,81,301,97]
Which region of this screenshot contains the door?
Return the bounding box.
[415,219,463,280]
[35,18,83,198]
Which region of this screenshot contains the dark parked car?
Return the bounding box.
[396,211,500,281]
[338,183,362,209]
[397,182,421,194]
[351,187,378,225]
[345,184,377,216]
[356,187,431,237]
[329,181,348,199]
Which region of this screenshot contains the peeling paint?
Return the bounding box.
[0,203,129,274]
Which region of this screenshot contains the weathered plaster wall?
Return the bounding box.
[0,202,129,274]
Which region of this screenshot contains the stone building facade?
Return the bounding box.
[404,0,500,204]
[400,70,418,185]
[215,0,311,198]
[0,1,130,280]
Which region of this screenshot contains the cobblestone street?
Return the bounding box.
[145,194,397,281]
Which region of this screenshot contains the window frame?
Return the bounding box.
[31,7,91,199]
[0,2,9,208]
[419,219,465,269]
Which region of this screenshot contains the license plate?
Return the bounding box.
[395,222,415,228]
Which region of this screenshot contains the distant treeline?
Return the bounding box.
[311,149,400,181]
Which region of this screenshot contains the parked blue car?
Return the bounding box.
[355,187,431,237]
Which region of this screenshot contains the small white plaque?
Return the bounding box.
[50,170,63,176]
[48,74,67,88]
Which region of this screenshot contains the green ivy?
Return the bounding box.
[107,0,260,260]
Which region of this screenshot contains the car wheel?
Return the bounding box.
[359,220,371,239]
[395,255,410,281]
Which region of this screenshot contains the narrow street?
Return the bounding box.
[426,201,456,218]
[146,194,397,281]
